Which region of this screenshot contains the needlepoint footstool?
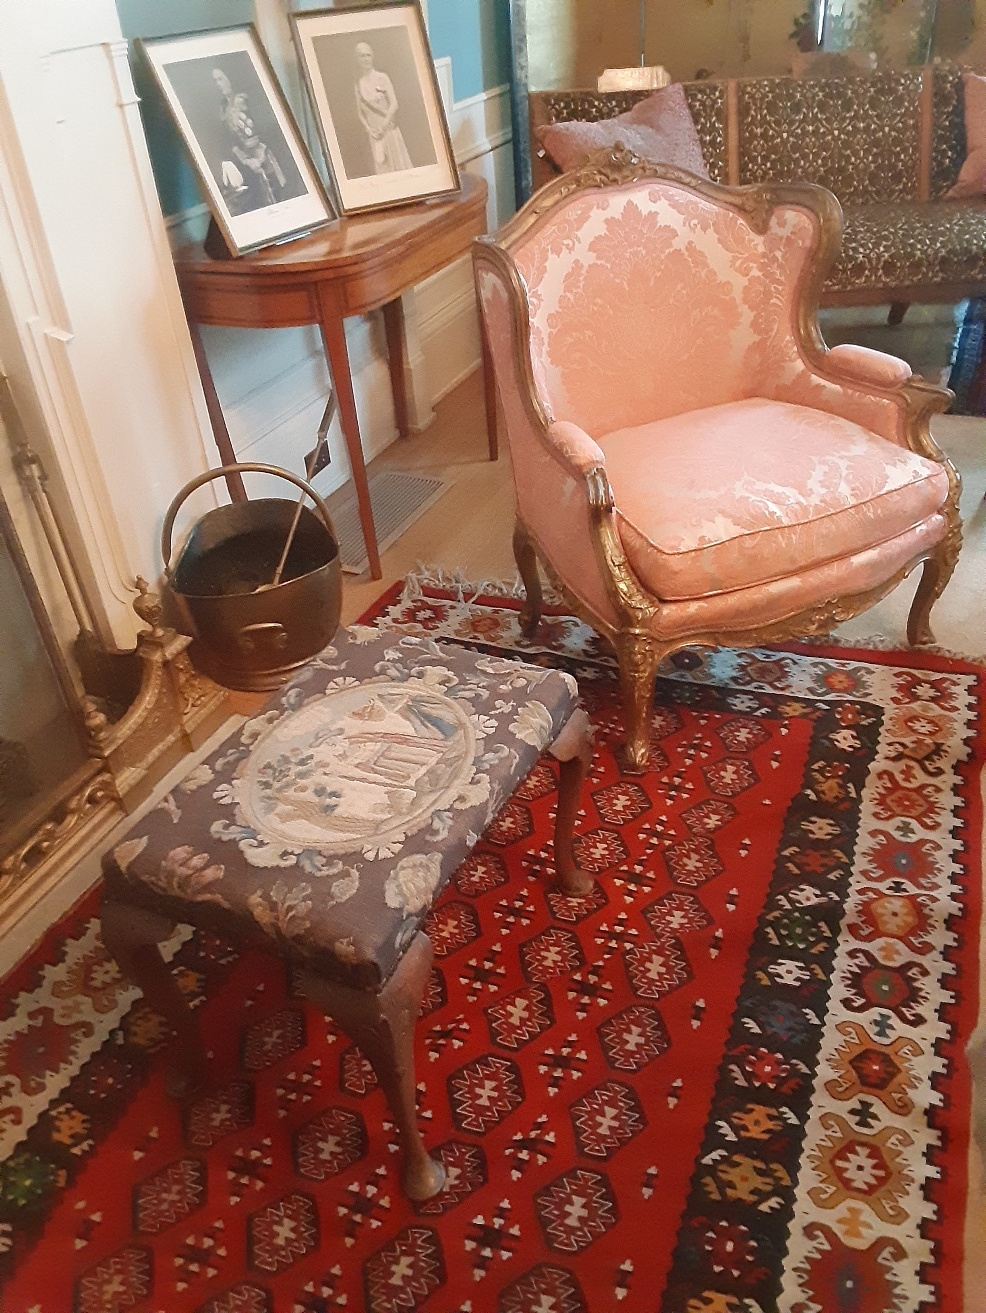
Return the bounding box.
[100,625,592,1200]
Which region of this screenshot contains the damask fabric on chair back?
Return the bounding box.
[510,177,820,439]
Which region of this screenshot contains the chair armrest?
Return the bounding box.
[547,420,606,475]
[474,246,650,632]
[514,422,623,628]
[826,343,912,389]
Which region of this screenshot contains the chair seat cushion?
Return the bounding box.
[102,627,578,993]
[597,398,949,601]
[827,200,986,293]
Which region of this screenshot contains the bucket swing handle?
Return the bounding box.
[160,463,337,580]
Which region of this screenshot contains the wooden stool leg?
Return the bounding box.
[100,896,206,1099]
[548,708,594,896]
[298,932,445,1201]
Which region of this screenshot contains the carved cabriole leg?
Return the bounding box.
[100,896,206,1100]
[513,519,543,639]
[615,630,664,774]
[547,708,594,896]
[297,933,445,1202]
[906,541,957,647]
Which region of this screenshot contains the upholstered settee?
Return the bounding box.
[529,65,986,314]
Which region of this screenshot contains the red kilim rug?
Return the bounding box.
[1,577,983,1313]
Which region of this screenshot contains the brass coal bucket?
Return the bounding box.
[162,463,342,691]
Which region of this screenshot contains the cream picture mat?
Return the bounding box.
[292,5,459,214]
[142,26,332,254]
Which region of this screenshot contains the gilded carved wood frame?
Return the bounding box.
[473,146,962,770]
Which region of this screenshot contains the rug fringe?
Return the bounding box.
[796,631,986,669]
[402,564,567,607]
[399,568,986,669]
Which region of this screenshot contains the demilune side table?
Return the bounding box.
[174,174,497,580]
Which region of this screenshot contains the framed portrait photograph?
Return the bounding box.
[140,25,334,256]
[291,1,460,216]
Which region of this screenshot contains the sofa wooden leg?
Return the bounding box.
[513,519,543,639]
[888,301,909,326]
[548,708,594,896]
[100,894,206,1100]
[906,544,956,647]
[298,933,445,1202]
[616,631,663,775]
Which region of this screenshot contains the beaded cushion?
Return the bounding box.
[102,627,579,992]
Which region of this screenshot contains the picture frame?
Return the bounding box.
[140,25,334,256]
[290,1,460,216]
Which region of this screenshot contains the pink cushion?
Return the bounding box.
[948,72,986,198]
[596,398,949,601]
[535,84,708,178]
[647,517,945,640]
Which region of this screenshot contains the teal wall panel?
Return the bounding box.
[116,0,253,217]
[427,0,511,99]
[116,0,252,40]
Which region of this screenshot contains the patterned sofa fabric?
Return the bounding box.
[528,64,979,305]
[835,200,986,293]
[102,627,579,993]
[737,71,925,205]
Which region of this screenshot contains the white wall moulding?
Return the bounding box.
[0,0,218,649]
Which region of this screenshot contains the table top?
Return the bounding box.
[173,174,488,281]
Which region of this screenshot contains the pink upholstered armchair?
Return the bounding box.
[473,148,962,771]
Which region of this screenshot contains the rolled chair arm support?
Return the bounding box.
[826,343,913,389]
[547,420,607,474]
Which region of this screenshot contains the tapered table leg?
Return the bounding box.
[317,289,382,580]
[382,298,411,441]
[186,319,247,503]
[298,932,445,1201]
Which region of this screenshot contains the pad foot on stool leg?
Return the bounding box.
[548,708,594,897]
[101,895,207,1100]
[298,932,446,1201]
